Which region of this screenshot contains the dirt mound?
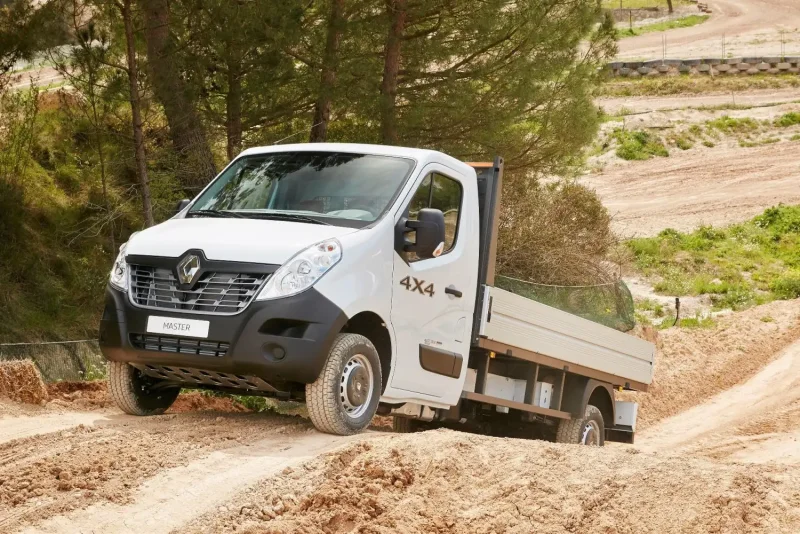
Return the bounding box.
[621,300,800,429]
[0,361,48,405]
[0,412,310,531]
[182,430,800,534]
[46,380,111,410]
[44,381,251,413]
[169,392,249,414]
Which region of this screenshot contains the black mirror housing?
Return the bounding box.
[175,199,191,214]
[404,208,446,259]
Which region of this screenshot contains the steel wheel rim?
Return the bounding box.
[340,354,374,419]
[581,420,600,446]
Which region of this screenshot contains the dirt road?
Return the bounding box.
[598,87,800,115]
[2,298,799,533]
[17,429,368,534]
[582,140,800,236]
[618,0,800,59]
[638,338,800,458]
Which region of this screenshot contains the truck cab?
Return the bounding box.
[100,143,654,443]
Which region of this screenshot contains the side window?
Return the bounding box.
[406,173,462,260]
[430,174,462,252]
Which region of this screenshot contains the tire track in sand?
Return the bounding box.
[18,430,375,534]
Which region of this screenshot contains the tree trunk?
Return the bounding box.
[226,60,242,160]
[139,0,217,189]
[379,0,407,145]
[309,0,345,143]
[667,0,674,13]
[122,0,155,227]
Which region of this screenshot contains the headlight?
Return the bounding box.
[256,238,342,300]
[109,243,128,290]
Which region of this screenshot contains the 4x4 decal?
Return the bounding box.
[400,276,435,297]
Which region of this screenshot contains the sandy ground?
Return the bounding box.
[617,0,800,59]
[598,87,800,115]
[0,299,798,533]
[582,139,800,236]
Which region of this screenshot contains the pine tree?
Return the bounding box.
[138,0,217,189]
[177,0,305,158]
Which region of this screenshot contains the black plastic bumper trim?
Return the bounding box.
[99,284,347,387]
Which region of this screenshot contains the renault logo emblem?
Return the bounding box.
[177,254,201,285]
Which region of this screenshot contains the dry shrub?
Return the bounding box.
[497,173,618,285]
[0,360,48,404]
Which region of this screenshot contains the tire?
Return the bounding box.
[392,416,421,433]
[306,333,382,436]
[555,404,605,446]
[108,361,180,416]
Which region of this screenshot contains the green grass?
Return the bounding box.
[706,115,760,134]
[612,128,669,160]
[602,0,690,8]
[775,112,800,127]
[617,15,709,38]
[675,314,716,329]
[636,298,667,317]
[627,205,800,312]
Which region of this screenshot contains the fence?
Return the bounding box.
[0,340,106,383]
[495,276,636,333]
[609,56,800,77]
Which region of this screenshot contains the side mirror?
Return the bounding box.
[404,208,446,259]
[175,199,191,214]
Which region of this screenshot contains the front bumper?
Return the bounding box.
[99,285,347,390]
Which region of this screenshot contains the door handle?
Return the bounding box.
[445,286,463,298]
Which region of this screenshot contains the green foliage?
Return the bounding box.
[617,15,709,39]
[627,205,800,312]
[613,128,669,160]
[706,115,759,134]
[775,112,800,127]
[770,276,800,299]
[753,205,800,235]
[2,0,621,340]
[0,0,67,77]
[676,314,716,329]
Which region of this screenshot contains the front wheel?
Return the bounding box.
[555,404,605,446]
[108,361,180,416]
[306,333,382,435]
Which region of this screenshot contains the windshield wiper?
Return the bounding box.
[246,213,332,226]
[187,209,248,219]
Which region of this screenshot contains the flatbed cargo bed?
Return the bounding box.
[478,286,654,390]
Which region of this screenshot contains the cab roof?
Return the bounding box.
[238,143,475,178]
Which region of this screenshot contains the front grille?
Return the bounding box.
[131,363,277,392]
[129,265,268,315]
[130,334,229,357]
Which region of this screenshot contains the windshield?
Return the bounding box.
[188,152,415,227]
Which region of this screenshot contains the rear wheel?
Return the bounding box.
[392,416,422,433]
[108,361,180,416]
[555,404,605,446]
[306,333,382,435]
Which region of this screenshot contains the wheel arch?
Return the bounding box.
[340,311,392,392]
[561,375,615,428]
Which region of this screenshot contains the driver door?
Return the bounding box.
[389,165,477,404]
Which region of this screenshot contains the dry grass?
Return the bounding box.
[0,360,48,405]
[497,174,619,285]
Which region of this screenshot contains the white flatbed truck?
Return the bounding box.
[99,144,654,445]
